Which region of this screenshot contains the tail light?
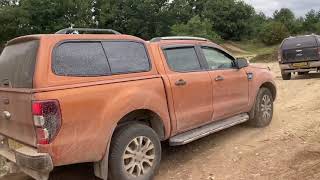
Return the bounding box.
[32,100,62,145]
[278,49,282,63]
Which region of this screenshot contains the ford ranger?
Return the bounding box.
[0,28,276,180]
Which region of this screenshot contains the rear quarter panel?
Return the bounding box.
[35,77,171,166]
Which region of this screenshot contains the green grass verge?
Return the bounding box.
[221,40,279,63]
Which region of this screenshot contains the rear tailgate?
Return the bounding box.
[0,39,39,147]
[0,89,36,146]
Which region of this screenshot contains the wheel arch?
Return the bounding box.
[116,109,166,140]
[94,108,166,180]
[260,81,277,101]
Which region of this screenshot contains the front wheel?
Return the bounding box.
[109,123,161,180]
[248,88,274,127]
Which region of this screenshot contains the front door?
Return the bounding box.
[162,46,213,132]
[200,46,249,121]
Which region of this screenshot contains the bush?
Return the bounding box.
[171,16,221,42]
[0,157,9,177]
[259,21,290,45]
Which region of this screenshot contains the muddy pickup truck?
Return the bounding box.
[279,34,320,80]
[0,28,276,180]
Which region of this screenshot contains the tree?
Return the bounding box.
[18,0,95,34]
[0,2,27,46]
[273,8,295,23]
[259,21,290,45]
[201,0,255,40]
[273,8,300,34]
[303,9,320,33]
[171,15,221,41]
[248,12,268,38]
[97,0,171,40]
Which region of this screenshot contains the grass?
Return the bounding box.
[220,40,279,63]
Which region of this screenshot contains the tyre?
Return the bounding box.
[281,70,291,80]
[248,88,274,128]
[109,123,161,180]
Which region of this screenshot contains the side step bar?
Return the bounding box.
[169,113,249,146]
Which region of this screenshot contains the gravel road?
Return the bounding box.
[2,62,320,180]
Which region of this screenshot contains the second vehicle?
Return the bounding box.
[279,34,320,80]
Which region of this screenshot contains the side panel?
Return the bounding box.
[208,69,249,121]
[166,71,213,132]
[35,77,171,166]
[244,66,277,113]
[153,44,213,133]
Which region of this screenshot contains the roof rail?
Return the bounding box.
[150,36,209,42]
[55,28,121,35]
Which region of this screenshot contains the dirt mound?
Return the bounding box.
[221,42,248,55]
[251,49,278,63]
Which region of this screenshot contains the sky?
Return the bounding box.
[243,0,320,17]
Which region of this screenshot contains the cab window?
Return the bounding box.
[164,47,202,72]
[201,47,234,70]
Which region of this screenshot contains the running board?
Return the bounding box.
[169,113,249,146]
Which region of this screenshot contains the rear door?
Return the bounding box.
[282,36,319,63]
[0,40,39,146]
[162,45,213,132]
[200,46,249,121]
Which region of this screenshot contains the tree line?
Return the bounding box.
[0,0,320,50]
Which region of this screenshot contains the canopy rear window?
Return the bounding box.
[282,36,318,49]
[0,40,39,88]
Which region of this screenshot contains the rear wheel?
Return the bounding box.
[109,123,161,180]
[248,88,274,128]
[281,70,291,80]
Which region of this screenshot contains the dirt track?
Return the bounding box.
[2,62,320,180]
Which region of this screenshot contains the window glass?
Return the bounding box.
[102,41,150,74]
[0,40,39,88]
[164,47,201,72]
[53,42,110,76]
[282,36,317,49]
[201,47,234,70]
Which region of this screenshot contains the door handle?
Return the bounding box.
[175,79,187,86]
[1,79,10,87]
[215,76,224,81]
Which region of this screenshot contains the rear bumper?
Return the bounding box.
[0,136,53,180]
[279,61,320,73]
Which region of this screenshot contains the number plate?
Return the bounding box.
[8,139,24,150]
[292,62,309,68]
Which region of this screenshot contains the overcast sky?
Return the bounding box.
[243,0,320,17]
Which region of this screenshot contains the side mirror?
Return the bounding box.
[236,58,249,69]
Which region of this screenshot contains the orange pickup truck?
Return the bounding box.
[0,29,276,180]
